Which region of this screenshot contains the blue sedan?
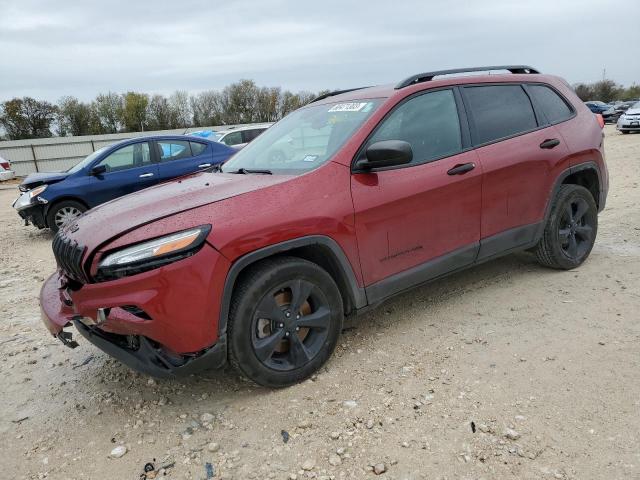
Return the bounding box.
[13,135,235,232]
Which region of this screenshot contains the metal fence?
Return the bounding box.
[0,124,258,176]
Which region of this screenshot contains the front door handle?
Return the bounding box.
[540,138,560,149]
[198,163,212,168]
[447,162,475,176]
[139,173,154,178]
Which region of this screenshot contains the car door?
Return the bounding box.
[81,141,158,207]
[155,139,215,181]
[460,84,571,260]
[351,88,482,301]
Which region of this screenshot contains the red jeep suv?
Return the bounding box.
[41,66,608,387]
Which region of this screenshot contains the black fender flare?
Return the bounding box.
[217,235,367,336]
[536,161,604,240]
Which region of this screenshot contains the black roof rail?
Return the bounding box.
[310,87,371,103]
[395,65,540,89]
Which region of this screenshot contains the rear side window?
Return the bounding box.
[221,131,243,145]
[528,85,573,124]
[242,128,266,143]
[368,89,462,164]
[158,141,192,161]
[190,142,207,156]
[464,85,537,145]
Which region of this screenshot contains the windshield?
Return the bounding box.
[221,99,382,174]
[66,146,109,174]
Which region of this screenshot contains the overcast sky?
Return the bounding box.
[0,0,638,102]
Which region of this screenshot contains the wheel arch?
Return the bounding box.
[218,236,367,336]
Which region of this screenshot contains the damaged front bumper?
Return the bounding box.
[39,264,229,378]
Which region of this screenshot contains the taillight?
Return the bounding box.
[595,113,605,128]
[0,161,9,170]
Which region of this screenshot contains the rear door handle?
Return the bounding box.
[447,162,475,175]
[139,173,154,178]
[198,163,212,168]
[540,138,560,149]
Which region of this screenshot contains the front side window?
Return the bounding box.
[97,142,151,172]
[529,85,573,124]
[464,85,537,145]
[366,89,462,165]
[157,141,192,161]
[221,99,382,174]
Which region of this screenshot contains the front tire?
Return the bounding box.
[534,184,598,270]
[228,256,343,388]
[46,200,87,233]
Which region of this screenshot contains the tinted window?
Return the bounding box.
[529,85,573,124]
[157,141,192,161]
[242,128,266,143]
[98,142,151,172]
[464,85,537,144]
[221,131,243,145]
[368,89,462,164]
[190,142,207,156]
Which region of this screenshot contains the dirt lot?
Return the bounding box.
[1,126,639,480]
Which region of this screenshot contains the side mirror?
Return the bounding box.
[355,140,413,171]
[91,165,107,176]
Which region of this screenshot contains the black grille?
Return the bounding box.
[52,232,87,283]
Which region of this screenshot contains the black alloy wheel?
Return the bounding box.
[535,184,598,270]
[228,256,343,387]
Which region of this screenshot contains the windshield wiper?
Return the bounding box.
[227,168,272,175]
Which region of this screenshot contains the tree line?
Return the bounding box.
[3,77,639,141]
[0,79,324,140]
[573,80,640,104]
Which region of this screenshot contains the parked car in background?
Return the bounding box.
[12,135,235,232]
[616,101,640,133]
[40,65,608,387]
[585,101,617,123]
[189,126,270,147]
[0,156,15,181]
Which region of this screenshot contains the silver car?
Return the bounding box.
[617,101,640,134]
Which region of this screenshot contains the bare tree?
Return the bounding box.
[169,90,192,128]
[191,90,224,126]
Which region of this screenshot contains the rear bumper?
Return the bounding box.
[617,119,640,131]
[40,244,232,377]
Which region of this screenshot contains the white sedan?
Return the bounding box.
[0,156,15,181]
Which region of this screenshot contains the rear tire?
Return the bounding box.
[228,256,343,388]
[621,130,630,134]
[534,184,597,270]
[46,200,87,233]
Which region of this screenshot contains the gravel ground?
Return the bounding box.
[1,126,639,480]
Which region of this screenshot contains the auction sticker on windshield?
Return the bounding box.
[328,102,369,112]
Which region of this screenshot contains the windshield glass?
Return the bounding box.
[66,146,109,174]
[221,99,382,174]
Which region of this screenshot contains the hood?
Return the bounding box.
[66,170,293,249]
[20,171,69,190]
[625,107,640,115]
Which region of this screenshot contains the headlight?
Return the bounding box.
[29,185,48,198]
[13,185,48,211]
[96,225,211,281]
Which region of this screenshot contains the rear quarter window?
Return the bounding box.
[528,84,574,124]
[464,85,537,145]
